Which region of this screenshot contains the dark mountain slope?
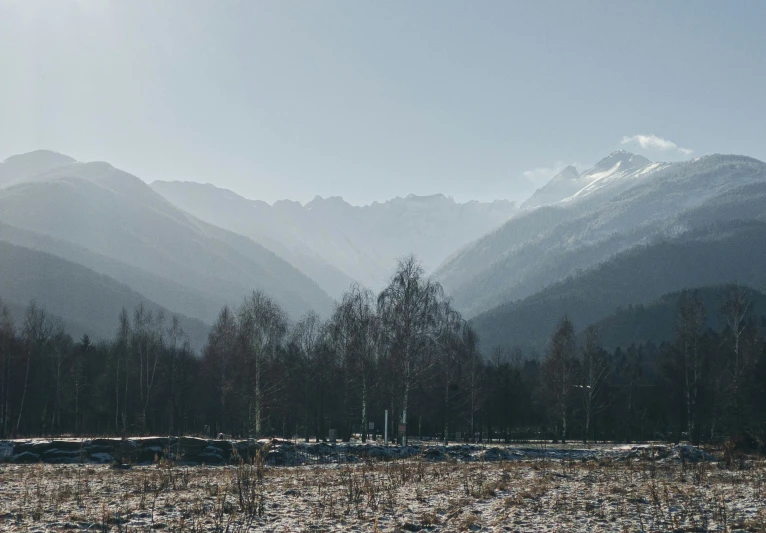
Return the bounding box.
[0,221,224,324]
[0,240,210,350]
[470,221,766,355]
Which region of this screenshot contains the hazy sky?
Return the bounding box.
[1,1,764,205]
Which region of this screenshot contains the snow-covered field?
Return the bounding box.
[1,444,764,532]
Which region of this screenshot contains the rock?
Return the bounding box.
[89,452,114,463]
[482,447,508,461]
[424,448,445,461]
[266,449,287,465]
[11,451,40,463]
[42,447,83,463]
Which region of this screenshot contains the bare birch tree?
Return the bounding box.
[133,305,165,432]
[720,284,757,438]
[238,291,287,438]
[204,306,239,436]
[331,285,381,442]
[16,301,56,433]
[434,300,463,445]
[543,316,576,443]
[378,255,442,445]
[463,325,483,442]
[292,311,323,441]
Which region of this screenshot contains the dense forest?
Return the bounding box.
[0,256,764,447]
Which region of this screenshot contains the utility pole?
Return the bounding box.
[384,409,388,445]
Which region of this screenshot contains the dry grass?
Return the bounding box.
[0,454,764,532]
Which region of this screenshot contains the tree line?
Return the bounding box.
[530,285,766,446]
[0,257,764,446]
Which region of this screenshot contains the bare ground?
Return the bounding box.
[1,451,764,532]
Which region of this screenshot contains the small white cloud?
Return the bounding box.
[621,134,693,156]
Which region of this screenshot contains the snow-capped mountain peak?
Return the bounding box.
[584,150,650,176]
[564,153,659,202]
[520,165,583,210]
[521,151,657,209]
[551,165,580,183]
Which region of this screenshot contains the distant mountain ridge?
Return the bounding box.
[0,151,336,344]
[151,181,517,295]
[0,220,223,325]
[0,149,75,188]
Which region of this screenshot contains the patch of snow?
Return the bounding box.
[90,452,114,463]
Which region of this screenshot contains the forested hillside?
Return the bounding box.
[593,286,766,351]
[471,221,766,355]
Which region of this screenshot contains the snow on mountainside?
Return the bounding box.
[151,182,517,295]
[435,151,766,317]
[520,151,653,210]
[564,151,658,202]
[520,165,582,209]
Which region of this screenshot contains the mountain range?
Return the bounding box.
[1,148,764,355]
[0,151,339,348]
[436,151,766,316]
[150,181,517,295]
[436,150,766,353]
[0,150,515,347]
